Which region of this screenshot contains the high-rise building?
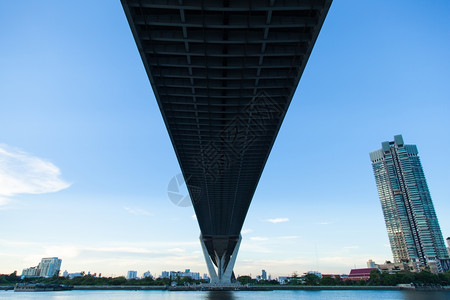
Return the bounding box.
[160,271,169,278]
[126,270,138,280]
[143,271,152,278]
[447,237,450,257]
[370,135,449,273]
[262,269,267,280]
[38,257,62,277]
[367,259,376,268]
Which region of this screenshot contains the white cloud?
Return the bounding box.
[319,256,349,263]
[168,248,185,253]
[316,221,331,225]
[192,214,197,220]
[240,242,273,254]
[45,246,80,258]
[343,246,359,249]
[85,246,157,254]
[0,197,10,208]
[249,236,269,241]
[266,218,289,224]
[241,228,253,234]
[278,235,300,240]
[123,206,152,216]
[0,239,38,247]
[0,144,71,206]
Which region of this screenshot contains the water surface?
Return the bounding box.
[1,289,449,300]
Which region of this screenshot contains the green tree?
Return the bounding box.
[413,271,439,284]
[320,276,339,286]
[303,274,320,285]
[110,276,127,285]
[237,275,253,285]
[257,279,279,285]
[369,269,382,285]
[438,271,450,285]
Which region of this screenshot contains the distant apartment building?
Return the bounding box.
[261,269,267,280]
[143,271,152,278]
[38,257,62,277]
[22,257,62,278]
[370,135,449,273]
[160,271,170,278]
[168,269,200,280]
[367,259,376,268]
[126,270,138,280]
[21,267,39,277]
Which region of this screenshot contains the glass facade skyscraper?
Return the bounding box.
[370,135,449,272]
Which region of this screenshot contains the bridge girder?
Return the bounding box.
[122,0,332,281]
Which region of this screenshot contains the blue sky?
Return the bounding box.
[0,1,449,278]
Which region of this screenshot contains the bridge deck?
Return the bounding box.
[122,0,331,270]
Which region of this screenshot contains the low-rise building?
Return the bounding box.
[307,271,322,278]
[346,268,377,281]
[278,276,289,284]
[21,267,39,277]
[68,272,83,279]
[376,261,415,274]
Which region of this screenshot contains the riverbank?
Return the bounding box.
[73,285,449,291]
[2,284,448,292]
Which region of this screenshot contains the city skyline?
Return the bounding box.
[1,1,450,278]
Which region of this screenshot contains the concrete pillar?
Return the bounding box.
[200,234,241,285]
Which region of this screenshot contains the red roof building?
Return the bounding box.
[346,268,377,281]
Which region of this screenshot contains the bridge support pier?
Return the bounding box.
[200,234,241,285]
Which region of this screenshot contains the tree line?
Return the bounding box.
[2,270,450,286]
[237,270,450,286]
[0,271,206,286]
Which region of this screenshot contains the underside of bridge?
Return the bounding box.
[122,0,331,284]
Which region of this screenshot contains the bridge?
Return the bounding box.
[121,0,332,284]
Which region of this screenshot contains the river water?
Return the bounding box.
[1,290,449,300]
